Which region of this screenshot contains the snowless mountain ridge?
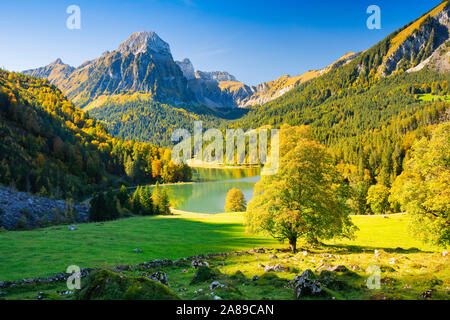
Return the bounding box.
[23,2,450,110]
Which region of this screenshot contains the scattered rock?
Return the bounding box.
[252,275,259,281]
[293,269,325,299]
[191,260,209,268]
[264,263,287,272]
[209,281,225,290]
[148,271,168,286]
[252,248,265,254]
[68,225,77,231]
[269,254,278,260]
[328,265,348,273]
[302,251,308,256]
[381,277,397,286]
[374,249,387,258]
[174,258,189,266]
[419,289,433,300]
[214,295,222,300]
[370,293,388,300]
[133,248,142,253]
[37,292,47,300]
[350,265,363,272]
[117,265,132,271]
[257,263,265,268]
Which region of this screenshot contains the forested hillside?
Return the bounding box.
[229,0,450,212]
[88,97,245,146]
[233,70,448,215]
[0,70,190,200]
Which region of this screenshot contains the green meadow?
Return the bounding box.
[0,212,440,281]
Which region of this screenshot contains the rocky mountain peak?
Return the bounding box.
[52,58,64,65]
[176,58,196,80]
[117,31,171,56]
[195,70,237,82]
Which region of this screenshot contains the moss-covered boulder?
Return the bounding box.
[76,269,180,300]
[190,267,219,285]
[256,272,288,288]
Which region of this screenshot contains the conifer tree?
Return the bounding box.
[159,188,171,215]
[140,186,154,215]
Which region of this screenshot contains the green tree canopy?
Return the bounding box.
[366,184,390,215]
[390,122,450,247]
[246,125,356,252]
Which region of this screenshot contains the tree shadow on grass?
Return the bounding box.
[319,243,432,254]
[0,215,275,281]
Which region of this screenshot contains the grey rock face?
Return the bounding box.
[118,31,171,56]
[176,58,196,80]
[23,31,195,108]
[0,186,88,230]
[148,271,168,285]
[384,7,449,76]
[264,263,287,272]
[191,260,210,268]
[209,281,225,290]
[293,269,324,299]
[195,70,237,82]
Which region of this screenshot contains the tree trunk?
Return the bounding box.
[288,237,297,253]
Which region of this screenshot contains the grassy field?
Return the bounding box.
[1,212,448,300]
[0,212,440,281]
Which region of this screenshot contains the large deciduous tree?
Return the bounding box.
[390,122,449,247]
[246,125,356,252]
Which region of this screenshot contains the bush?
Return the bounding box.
[224,188,246,212]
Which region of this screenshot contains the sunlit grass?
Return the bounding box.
[0,212,441,281]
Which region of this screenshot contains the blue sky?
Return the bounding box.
[0,0,442,85]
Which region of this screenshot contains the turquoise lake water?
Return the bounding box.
[152,167,260,214]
